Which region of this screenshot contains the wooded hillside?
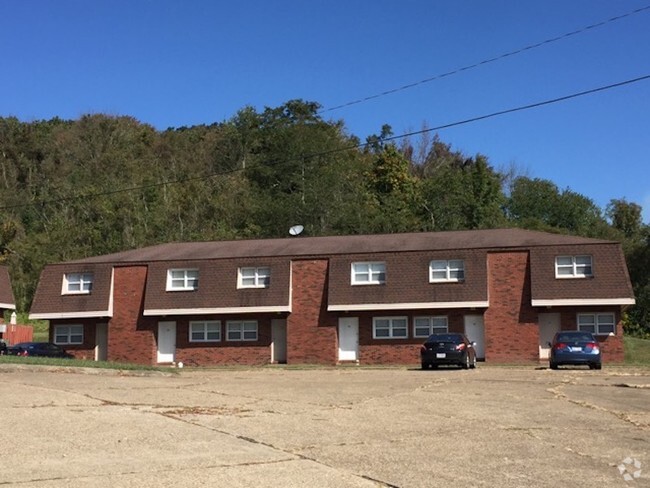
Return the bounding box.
[1,100,648,335]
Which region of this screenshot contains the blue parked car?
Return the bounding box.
[549,331,602,370]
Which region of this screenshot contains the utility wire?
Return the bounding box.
[319,5,650,114]
[2,74,649,211]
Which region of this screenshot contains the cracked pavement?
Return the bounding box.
[0,365,648,487]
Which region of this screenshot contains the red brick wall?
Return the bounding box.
[358,309,466,365]
[484,251,539,362]
[174,316,274,366]
[287,259,337,364]
[108,266,156,365]
[48,319,99,360]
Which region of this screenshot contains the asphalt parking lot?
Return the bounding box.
[0,364,648,487]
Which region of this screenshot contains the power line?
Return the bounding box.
[319,5,650,114]
[2,74,649,211]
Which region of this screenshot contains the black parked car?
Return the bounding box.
[7,342,73,358]
[421,333,477,370]
[549,331,601,370]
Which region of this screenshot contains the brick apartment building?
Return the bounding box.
[29,229,636,366]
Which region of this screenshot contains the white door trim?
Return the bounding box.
[271,319,287,364]
[157,321,176,363]
[538,313,561,360]
[464,315,485,360]
[338,317,359,361]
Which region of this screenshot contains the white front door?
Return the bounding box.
[538,313,561,360]
[338,317,359,361]
[271,319,287,364]
[157,321,176,363]
[464,315,485,359]
[95,323,108,362]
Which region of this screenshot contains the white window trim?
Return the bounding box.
[238,267,271,289]
[54,324,84,345]
[555,255,593,279]
[62,272,93,295]
[413,316,449,338]
[166,268,199,291]
[372,316,408,339]
[351,262,386,285]
[577,313,615,335]
[226,321,258,342]
[189,320,221,343]
[429,260,465,283]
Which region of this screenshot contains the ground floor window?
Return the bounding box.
[577,313,615,335]
[226,321,258,341]
[413,316,448,338]
[54,325,83,345]
[373,317,408,339]
[190,321,221,342]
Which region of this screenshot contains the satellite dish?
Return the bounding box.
[289,225,304,236]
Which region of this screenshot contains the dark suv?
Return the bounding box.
[549,331,602,370]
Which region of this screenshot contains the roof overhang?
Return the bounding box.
[0,302,15,310]
[143,305,291,316]
[327,301,489,312]
[29,310,112,320]
[532,298,636,307]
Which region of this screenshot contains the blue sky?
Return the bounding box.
[2,0,649,222]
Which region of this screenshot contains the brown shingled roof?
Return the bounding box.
[64,228,615,264]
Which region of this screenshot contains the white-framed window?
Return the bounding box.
[62,273,93,294]
[413,316,449,338]
[373,317,408,339]
[555,256,592,278]
[238,267,271,288]
[189,321,221,342]
[166,268,199,291]
[226,321,258,341]
[351,262,386,285]
[430,260,464,282]
[54,324,83,345]
[577,313,615,335]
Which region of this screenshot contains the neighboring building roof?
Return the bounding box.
[63,228,615,264]
[0,265,16,310]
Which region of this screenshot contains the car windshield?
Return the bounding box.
[556,333,594,342]
[426,334,463,343]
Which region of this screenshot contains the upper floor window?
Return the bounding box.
[226,321,258,341]
[167,268,199,291]
[63,273,93,294]
[414,316,449,338]
[54,324,83,345]
[373,316,408,339]
[352,262,386,285]
[238,267,271,288]
[555,256,592,278]
[190,321,221,342]
[430,260,464,282]
[578,313,615,335]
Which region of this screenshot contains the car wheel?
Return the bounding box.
[470,355,477,369]
[594,363,602,370]
[462,354,470,370]
[549,362,558,370]
[421,362,429,370]
[431,364,438,370]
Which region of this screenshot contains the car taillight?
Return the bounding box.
[420,345,427,353]
[587,342,599,351]
[455,343,466,351]
[19,350,29,356]
[553,342,567,350]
